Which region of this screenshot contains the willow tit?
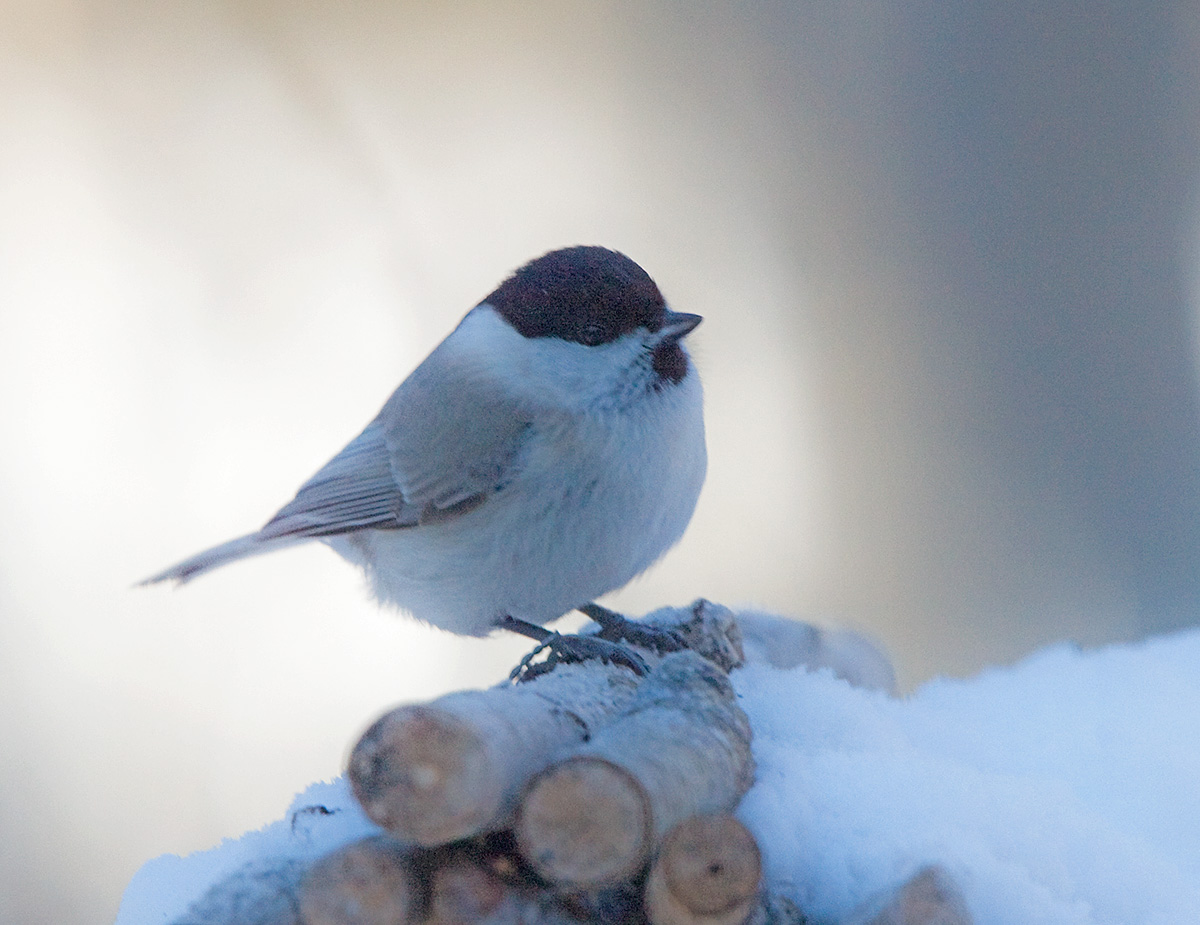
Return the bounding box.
[144,246,707,645]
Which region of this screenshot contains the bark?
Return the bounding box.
[347,600,745,848]
[515,651,755,889]
[348,661,641,845]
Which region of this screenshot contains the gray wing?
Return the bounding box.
[258,419,414,539]
[261,340,533,540]
[139,422,406,585]
[142,334,533,585]
[376,339,534,515]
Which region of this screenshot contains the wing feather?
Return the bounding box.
[378,329,533,513]
[258,420,415,539]
[144,319,537,586]
[260,333,534,540]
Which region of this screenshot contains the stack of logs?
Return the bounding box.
[170,601,969,925]
[301,600,800,925]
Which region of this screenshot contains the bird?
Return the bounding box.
[143,246,707,666]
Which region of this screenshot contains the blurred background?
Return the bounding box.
[3,1,1200,921]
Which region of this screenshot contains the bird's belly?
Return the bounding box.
[328,408,705,637]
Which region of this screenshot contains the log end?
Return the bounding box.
[515,756,652,889]
[847,865,972,925]
[298,836,416,925]
[425,854,509,925]
[348,705,499,846]
[645,814,762,925]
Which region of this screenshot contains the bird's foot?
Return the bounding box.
[504,622,649,682]
[577,603,687,655]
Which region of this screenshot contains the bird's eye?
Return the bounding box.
[580,321,608,345]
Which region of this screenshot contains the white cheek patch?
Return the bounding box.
[520,336,651,412]
[458,305,653,413]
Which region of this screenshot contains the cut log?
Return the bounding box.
[422,852,509,925]
[735,611,896,694]
[515,757,652,888]
[844,865,972,925]
[644,814,762,925]
[298,835,417,925]
[640,599,746,673]
[515,651,755,889]
[348,660,641,845]
[347,601,746,849]
[418,849,594,925]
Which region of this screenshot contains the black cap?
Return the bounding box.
[484,246,668,346]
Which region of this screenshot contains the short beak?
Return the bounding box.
[659,310,702,343]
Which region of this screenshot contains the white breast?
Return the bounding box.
[327,368,706,636]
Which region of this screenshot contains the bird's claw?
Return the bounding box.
[579,603,688,655]
[510,631,649,682]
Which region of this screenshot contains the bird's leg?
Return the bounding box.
[499,614,649,681]
[498,615,553,643]
[577,602,687,654]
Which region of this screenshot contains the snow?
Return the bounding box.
[738,629,1200,924]
[115,779,378,925]
[118,628,1200,924]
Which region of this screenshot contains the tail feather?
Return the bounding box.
[140,532,307,586]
